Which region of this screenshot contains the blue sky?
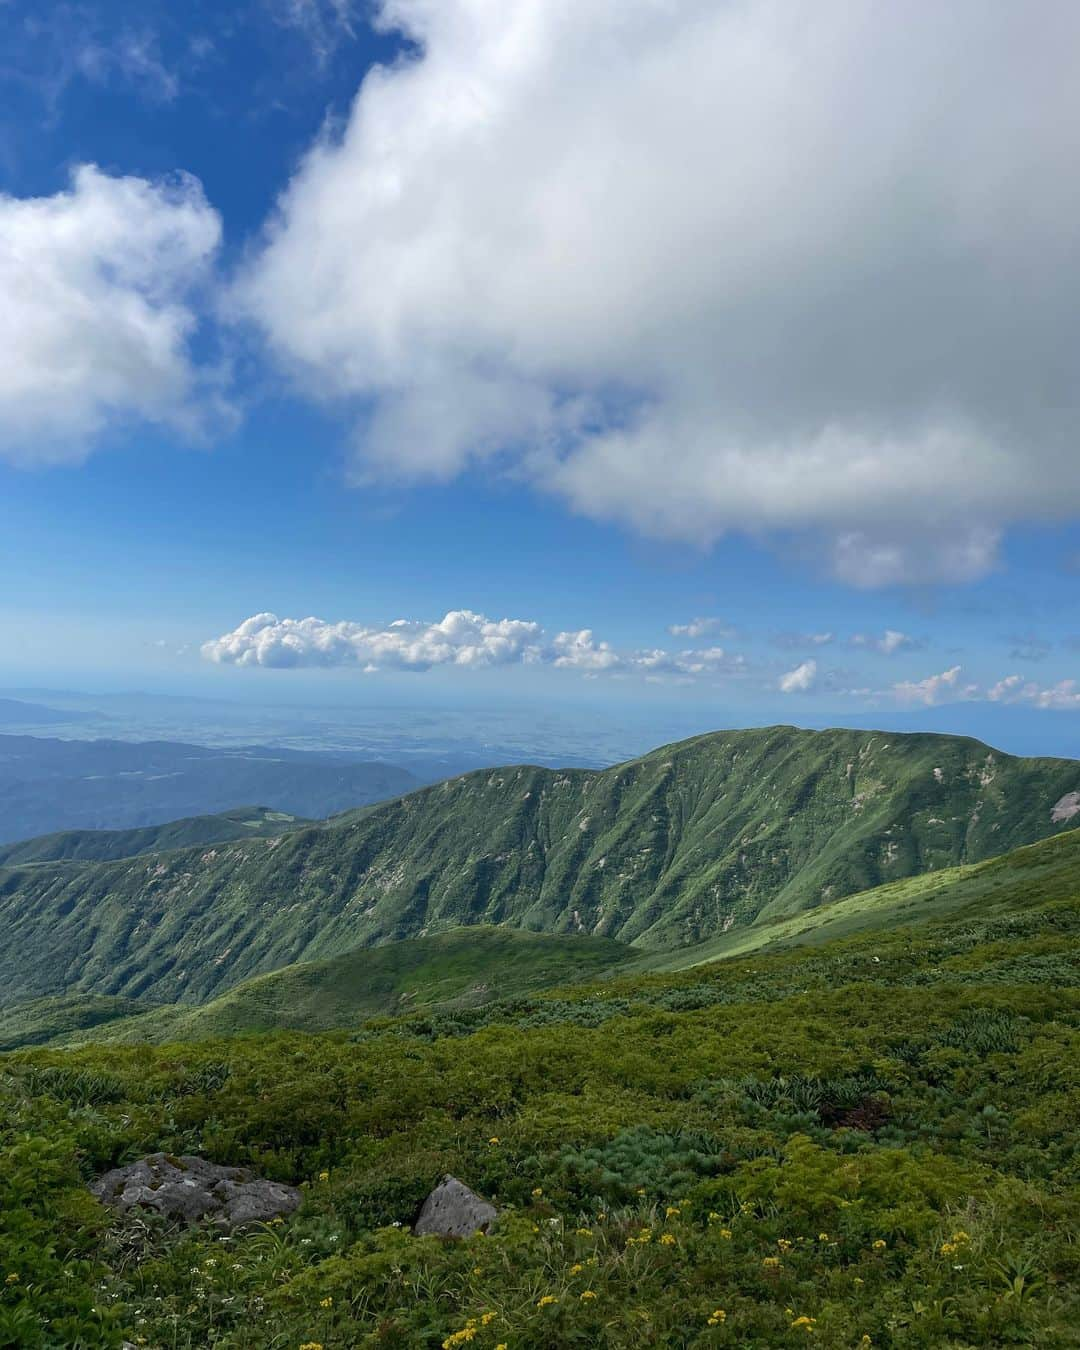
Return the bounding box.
[2,0,1080,753]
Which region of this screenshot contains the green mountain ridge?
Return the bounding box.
[0,724,1076,1010]
[0,805,310,867]
[7,822,1075,1050]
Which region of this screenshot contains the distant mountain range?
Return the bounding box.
[0,734,417,843]
[0,697,93,726]
[0,724,1076,1010]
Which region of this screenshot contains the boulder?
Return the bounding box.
[413,1175,498,1238]
[410,1177,499,1236]
[90,1153,301,1230]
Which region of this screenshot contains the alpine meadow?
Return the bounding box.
[4,2,1080,1347]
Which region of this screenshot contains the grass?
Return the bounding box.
[68,928,636,1043]
[1,840,1077,1347]
[5,827,1078,1049]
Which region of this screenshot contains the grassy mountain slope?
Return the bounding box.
[24,824,1070,1049]
[4,836,1078,1347]
[50,928,634,1044]
[0,805,309,867]
[0,993,154,1052]
[637,820,1080,971]
[0,725,1076,1009]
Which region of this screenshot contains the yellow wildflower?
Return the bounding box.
[871,1239,887,1251]
[4,1274,18,1285]
[318,1171,330,1182]
[586,1256,599,1266]
[532,1187,544,1198]
[496,1345,507,1350]
[659,1233,676,1246]
[859,1338,873,1348]
[570,1263,584,1275]
[472,1266,483,1275]
[706,1308,727,1326]
[762,1256,781,1269]
[481,1313,496,1326]
[818,1233,829,1242]
[299,1344,324,1350]
[719,1228,732,1240]
[666,1206,681,1218]
[488,1137,500,1146]
[853,1277,864,1286]
[952,1230,970,1243]
[442,1328,476,1348]
[319,1296,333,1308]
[597,1212,607,1221]
[576,1227,593,1237]
[580,1289,597,1301]
[790,1315,817,1331]
[537,1295,558,1309]
[707,1211,722,1222]
[636,1187,646,1195]
[940,1241,958,1256]
[777,1239,792,1253]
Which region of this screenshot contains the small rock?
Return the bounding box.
[90,1153,301,1230]
[413,1175,498,1238]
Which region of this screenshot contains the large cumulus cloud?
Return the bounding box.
[236,0,1080,584]
[202,609,745,679]
[0,165,224,463]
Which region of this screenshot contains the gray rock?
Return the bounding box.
[413,1174,498,1239]
[90,1153,301,1230]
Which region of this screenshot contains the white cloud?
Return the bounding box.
[892,665,965,706]
[202,610,543,671]
[827,528,1002,588]
[203,610,747,680]
[851,629,919,656]
[774,631,834,651]
[268,0,359,64]
[988,675,1080,710]
[779,660,817,694]
[236,0,1080,584]
[668,617,731,640]
[76,30,179,101]
[0,165,225,463]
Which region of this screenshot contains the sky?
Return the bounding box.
[2,0,1080,753]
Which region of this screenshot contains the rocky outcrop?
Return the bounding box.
[90,1153,301,1229]
[1051,791,1080,823]
[413,1175,498,1238]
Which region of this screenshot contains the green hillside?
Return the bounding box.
[0,725,1076,1009]
[4,825,1076,1053]
[56,928,635,1044]
[637,820,1080,971]
[0,992,154,1052]
[0,805,309,866]
[3,826,1077,1348]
